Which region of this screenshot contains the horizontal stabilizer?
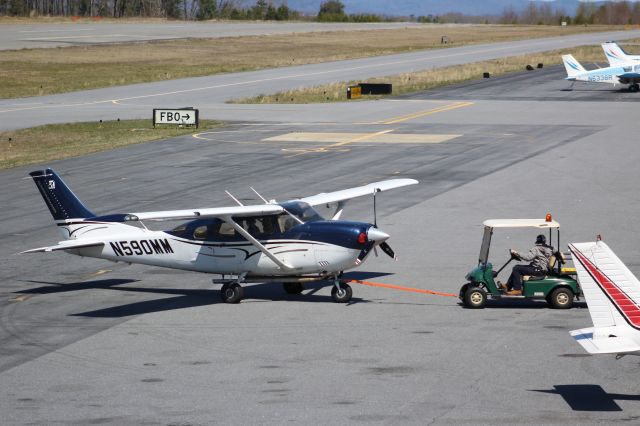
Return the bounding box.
[570,327,640,354]
[299,179,418,206]
[21,240,104,254]
[125,204,284,221]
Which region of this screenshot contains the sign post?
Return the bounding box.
[153,108,199,128]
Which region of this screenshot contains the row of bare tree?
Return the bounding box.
[0,0,295,20]
[500,1,640,25]
[4,0,640,25]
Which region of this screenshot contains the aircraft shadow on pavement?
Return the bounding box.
[21,278,139,293]
[18,274,395,318]
[533,385,640,411]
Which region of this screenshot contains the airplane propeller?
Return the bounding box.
[368,188,398,260]
[360,226,397,261]
[380,241,396,260]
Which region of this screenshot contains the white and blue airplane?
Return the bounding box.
[601,41,640,66]
[561,53,640,92]
[23,168,417,304]
[569,241,640,356]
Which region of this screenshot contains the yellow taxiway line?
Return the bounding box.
[379,101,474,125]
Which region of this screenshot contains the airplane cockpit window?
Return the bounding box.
[635,65,640,72]
[278,215,298,233]
[279,201,322,223]
[624,66,632,72]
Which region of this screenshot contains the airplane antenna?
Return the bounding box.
[225,190,244,206]
[250,187,270,204]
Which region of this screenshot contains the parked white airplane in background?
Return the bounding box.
[24,169,417,304]
[562,53,640,92]
[601,41,640,66]
[569,241,640,356]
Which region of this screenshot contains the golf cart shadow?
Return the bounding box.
[460,298,587,310]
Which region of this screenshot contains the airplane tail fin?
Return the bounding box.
[602,42,631,66]
[29,168,94,222]
[568,241,640,355]
[562,54,586,78]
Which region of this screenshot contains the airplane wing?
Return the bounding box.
[297,179,418,206]
[568,241,640,355]
[125,204,284,221]
[21,239,105,253]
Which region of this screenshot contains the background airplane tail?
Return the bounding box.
[562,54,586,78]
[602,42,631,66]
[29,168,94,222]
[568,241,640,355]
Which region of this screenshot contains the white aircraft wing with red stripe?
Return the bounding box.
[568,241,640,355]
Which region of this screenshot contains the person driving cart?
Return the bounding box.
[501,234,553,295]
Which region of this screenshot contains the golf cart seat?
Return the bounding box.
[522,254,560,282]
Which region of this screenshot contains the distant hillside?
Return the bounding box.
[284,0,586,17]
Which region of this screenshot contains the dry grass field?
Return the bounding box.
[231,42,637,104]
[0,119,221,169]
[0,24,624,98]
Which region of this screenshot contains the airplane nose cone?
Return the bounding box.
[367,227,390,243]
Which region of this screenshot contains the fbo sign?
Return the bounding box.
[153,108,199,128]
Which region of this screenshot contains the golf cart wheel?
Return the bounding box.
[283,282,304,295]
[548,287,574,309]
[221,283,244,304]
[463,286,487,309]
[331,282,352,303]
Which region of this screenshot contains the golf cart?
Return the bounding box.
[459,215,580,309]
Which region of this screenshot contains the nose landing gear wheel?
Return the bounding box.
[283,282,304,294]
[221,283,244,304]
[331,282,352,303]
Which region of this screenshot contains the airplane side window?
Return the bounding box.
[624,66,632,72]
[170,224,188,238]
[241,218,264,237]
[193,225,208,240]
[635,65,640,72]
[218,222,235,236]
[261,217,275,236]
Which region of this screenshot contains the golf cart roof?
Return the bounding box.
[483,219,560,229]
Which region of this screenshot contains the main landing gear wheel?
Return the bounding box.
[463,286,487,309]
[331,282,352,303]
[220,283,244,304]
[548,287,574,309]
[283,282,304,295]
